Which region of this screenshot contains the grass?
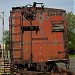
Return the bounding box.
[69,54,75,58]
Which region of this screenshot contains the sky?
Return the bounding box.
[0,0,74,42]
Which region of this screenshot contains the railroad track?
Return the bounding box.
[14,67,74,75]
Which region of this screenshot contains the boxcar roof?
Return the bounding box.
[11,6,66,12]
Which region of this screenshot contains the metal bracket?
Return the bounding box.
[21,26,39,34]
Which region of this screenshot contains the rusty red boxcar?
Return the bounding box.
[9,2,69,74]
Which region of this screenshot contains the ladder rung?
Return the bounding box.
[12,49,21,51]
[10,17,21,19]
[10,25,21,27]
[11,41,21,43]
[12,43,21,45]
[12,58,21,60]
[10,33,21,35]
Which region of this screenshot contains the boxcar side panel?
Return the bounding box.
[10,8,68,63]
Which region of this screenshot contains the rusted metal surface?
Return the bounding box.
[9,2,69,64]
[9,2,70,75]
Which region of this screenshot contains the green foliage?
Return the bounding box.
[4,30,9,51]
[66,12,75,32]
[69,55,75,58]
[66,12,75,54]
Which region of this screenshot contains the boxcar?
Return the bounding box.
[9,2,69,73]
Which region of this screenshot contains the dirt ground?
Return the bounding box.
[57,57,75,73]
[69,58,75,72]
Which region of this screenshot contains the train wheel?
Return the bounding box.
[41,64,47,72]
[65,64,69,70]
[37,64,47,72]
[47,63,59,73]
[37,65,41,71]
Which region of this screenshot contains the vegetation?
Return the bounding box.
[66,12,75,55]
[4,30,9,58]
[69,55,75,58]
[4,30,9,46]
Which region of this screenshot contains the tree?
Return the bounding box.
[4,30,9,45]
[66,12,75,54]
[66,12,75,31]
[4,30,9,58]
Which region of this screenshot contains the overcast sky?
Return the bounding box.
[0,0,74,42]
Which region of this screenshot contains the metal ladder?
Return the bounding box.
[9,16,23,75]
[9,16,22,61]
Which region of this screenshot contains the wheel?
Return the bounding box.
[37,65,41,71]
[65,64,69,70]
